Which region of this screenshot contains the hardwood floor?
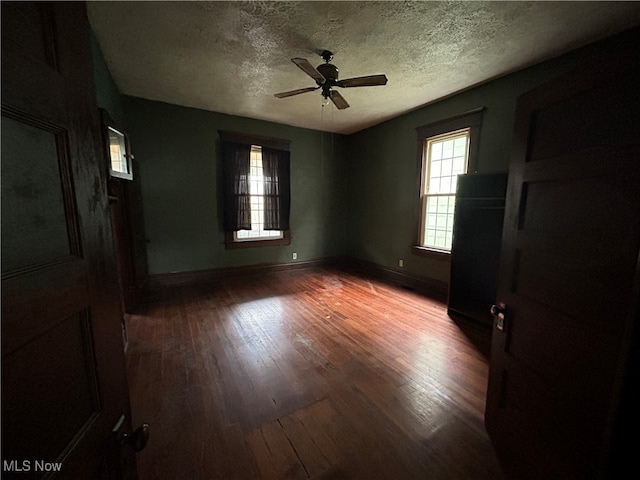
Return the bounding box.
[126,266,505,479]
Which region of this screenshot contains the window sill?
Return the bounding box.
[411,245,451,261]
[224,231,291,249]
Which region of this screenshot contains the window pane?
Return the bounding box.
[453,137,467,156]
[441,158,452,178]
[427,197,438,213]
[430,159,441,178]
[429,178,440,194]
[430,142,443,161]
[423,194,455,251]
[440,176,452,193]
[442,140,454,160]
[453,155,466,174]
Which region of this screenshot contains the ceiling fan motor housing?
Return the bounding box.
[317,63,339,98]
[316,63,339,83]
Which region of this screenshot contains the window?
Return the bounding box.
[234,146,284,242]
[108,126,131,178]
[220,131,291,249]
[100,109,133,181]
[420,129,469,251]
[414,109,483,257]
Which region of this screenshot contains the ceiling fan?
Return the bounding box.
[274,50,388,110]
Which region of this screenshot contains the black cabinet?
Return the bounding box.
[447,173,507,326]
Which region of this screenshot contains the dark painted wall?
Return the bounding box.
[91,31,125,127]
[122,97,348,274]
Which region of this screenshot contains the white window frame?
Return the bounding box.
[419,129,470,252]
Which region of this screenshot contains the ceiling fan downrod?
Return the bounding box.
[320,50,334,63]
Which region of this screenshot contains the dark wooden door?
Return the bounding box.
[1,3,137,479]
[485,34,640,479]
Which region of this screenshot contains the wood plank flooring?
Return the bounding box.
[126,266,505,479]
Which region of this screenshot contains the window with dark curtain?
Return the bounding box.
[219,131,291,247]
[222,141,251,231]
[262,147,290,231]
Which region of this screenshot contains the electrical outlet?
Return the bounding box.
[293,252,298,260]
[399,259,404,267]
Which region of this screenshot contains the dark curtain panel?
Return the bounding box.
[222,141,251,231]
[262,147,290,230]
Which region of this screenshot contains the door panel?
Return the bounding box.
[1,3,137,479]
[1,260,89,357]
[2,309,101,462]
[0,115,77,271]
[485,35,640,479]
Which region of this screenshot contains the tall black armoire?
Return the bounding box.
[447,173,508,326]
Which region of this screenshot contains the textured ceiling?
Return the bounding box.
[88,1,640,134]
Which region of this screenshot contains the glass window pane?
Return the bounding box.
[426,230,436,246]
[430,159,441,179]
[430,142,443,161]
[441,158,452,178]
[428,178,439,194]
[453,155,466,174]
[440,176,452,193]
[442,140,454,159]
[453,137,467,156]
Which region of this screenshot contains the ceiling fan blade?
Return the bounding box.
[337,74,388,88]
[329,90,350,110]
[292,58,325,84]
[274,86,319,98]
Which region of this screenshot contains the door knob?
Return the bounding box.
[490,303,507,331]
[121,423,150,452]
